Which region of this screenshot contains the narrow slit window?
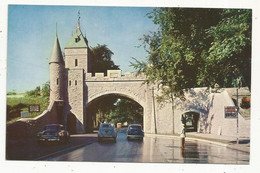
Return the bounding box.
[69,80,71,86]
[75,80,77,86]
[57,78,59,85]
[75,59,78,67]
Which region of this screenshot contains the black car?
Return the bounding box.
[37,124,70,144]
[127,124,144,140]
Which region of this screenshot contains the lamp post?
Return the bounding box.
[236,77,241,144]
[150,87,157,134]
[236,88,239,144]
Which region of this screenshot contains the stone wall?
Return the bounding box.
[67,68,85,133]
[173,88,250,137]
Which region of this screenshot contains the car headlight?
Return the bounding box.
[58,132,64,136]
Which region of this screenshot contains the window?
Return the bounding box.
[69,80,71,86]
[75,59,78,67]
[75,37,80,43]
[56,78,59,85]
[75,80,77,86]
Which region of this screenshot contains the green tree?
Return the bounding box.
[108,98,143,125]
[132,8,251,95]
[93,95,118,124]
[203,9,251,89]
[25,86,41,97]
[131,8,251,133]
[41,81,50,98]
[90,44,120,76]
[90,96,143,127]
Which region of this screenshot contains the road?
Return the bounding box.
[46,130,249,164]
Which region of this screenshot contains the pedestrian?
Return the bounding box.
[180,124,186,149]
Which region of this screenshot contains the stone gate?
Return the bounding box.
[45,21,250,138]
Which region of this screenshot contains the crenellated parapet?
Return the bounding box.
[85,70,145,81]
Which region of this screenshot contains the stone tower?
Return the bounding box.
[49,36,65,102]
[64,23,90,133]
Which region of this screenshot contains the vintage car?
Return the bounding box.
[37,124,70,144]
[127,124,144,140]
[98,123,117,142]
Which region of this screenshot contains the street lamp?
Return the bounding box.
[150,87,157,134]
[236,77,242,144]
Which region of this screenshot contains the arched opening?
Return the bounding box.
[181,111,200,132]
[67,112,77,134]
[85,94,144,133]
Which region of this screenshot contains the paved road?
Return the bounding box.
[6,134,96,160]
[47,130,249,164]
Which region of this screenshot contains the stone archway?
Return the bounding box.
[85,93,144,132]
[181,111,200,132]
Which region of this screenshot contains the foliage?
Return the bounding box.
[90,44,120,76]
[7,91,17,95]
[108,98,143,125]
[7,82,50,123]
[132,8,251,101]
[6,95,49,123]
[25,86,41,97]
[23,82,50,98]
[203,9,251,89]
[90,96,143,127]
[41,81,50,98]
[92,95,118,124]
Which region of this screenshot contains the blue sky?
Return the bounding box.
[7,5,158,92]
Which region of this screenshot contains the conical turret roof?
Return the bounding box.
[49,36,64,64]
[65,24,88,48]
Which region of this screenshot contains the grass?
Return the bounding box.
[6,95,50,124]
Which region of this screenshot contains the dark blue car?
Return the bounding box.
[37,124,70,144]
[127,124,144,140]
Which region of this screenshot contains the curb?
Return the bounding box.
[226,144,250,153]
[185,136,228,147]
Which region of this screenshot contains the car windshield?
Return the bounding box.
[101,124,113,128]
[129,125,142,130]
[45,125,61,131]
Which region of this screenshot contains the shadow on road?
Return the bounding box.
[6,134,98,160]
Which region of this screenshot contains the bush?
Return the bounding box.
[7,91,17,95]
[6,96,49,124]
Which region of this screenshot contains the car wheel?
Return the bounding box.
[114,137,117,143]
[127,136,130,141]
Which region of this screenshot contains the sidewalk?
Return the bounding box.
[185,132,250,153]
[147,132,250,153]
